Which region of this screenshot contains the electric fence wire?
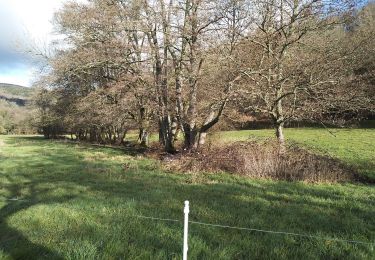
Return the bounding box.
[133,215,374,246]
[1,198,373,246]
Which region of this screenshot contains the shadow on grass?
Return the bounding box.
[0,181,74,259]
[5,135,147,157]
[0,136,374,259]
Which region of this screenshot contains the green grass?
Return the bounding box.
[0,135,374,259]
[213,128,375,180]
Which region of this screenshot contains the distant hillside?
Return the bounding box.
[0,83,35,99]
[0,83,36,134]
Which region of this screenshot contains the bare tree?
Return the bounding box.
[234,0,357,148]
[34,0,372,153]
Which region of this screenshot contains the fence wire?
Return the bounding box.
[2,198,374,246]
[134,215,374,246]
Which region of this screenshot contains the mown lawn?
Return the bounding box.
[0,135,374,259]
[213,128,375,181]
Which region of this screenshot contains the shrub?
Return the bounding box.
[164,140,358,183]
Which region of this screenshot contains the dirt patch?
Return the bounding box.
[161,140,359,183]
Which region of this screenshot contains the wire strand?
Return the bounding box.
[131,215,374,245]
[0,198,373,246]
[134,215,181,223]
[188,220,374,246]
[0,198,28,202]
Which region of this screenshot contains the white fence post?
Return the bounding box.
[183,200,189,260]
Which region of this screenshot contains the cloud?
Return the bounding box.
[0,49,35,86]
[0,0,64,86]
[0,69,34,87]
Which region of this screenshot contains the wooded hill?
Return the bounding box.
[0,83,33,99]
[0,83,36,134]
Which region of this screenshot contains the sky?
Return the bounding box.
[0,0,65,87]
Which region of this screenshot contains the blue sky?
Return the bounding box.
[0,0,64,87]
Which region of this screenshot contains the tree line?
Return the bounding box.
[34,0,374,152]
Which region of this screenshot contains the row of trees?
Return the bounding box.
[35,0,374,151]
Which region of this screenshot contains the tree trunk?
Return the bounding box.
[138,128,149,147]
[183,125,198,150]
[122,130,127,145]
[158,119,165,145]
[197,132,207,147]
[159,116,176,153]
[276,122,286,152]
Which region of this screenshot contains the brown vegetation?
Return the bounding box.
[162,140,358,183]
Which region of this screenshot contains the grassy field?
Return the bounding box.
[213,128,375,181]
[0,132,374,259]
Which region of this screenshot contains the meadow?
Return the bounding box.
[0,129,374,259]
[213,128,375,181]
